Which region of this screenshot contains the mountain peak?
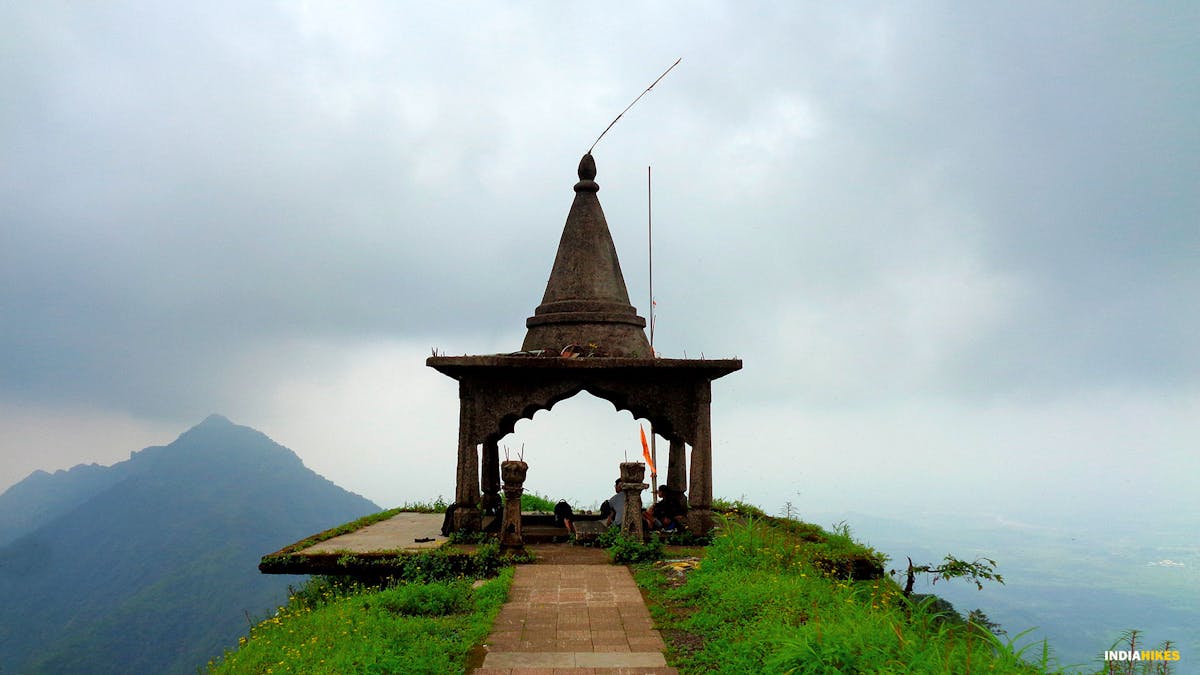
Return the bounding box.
[199,413,234,427]
[0,416,380,674]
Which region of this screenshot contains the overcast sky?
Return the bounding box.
[2,2,1196,530]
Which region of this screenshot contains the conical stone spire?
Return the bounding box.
[521,154,651,357]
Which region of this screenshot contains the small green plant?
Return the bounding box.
[598,527,664,563]
[894,555,1005,597]
[446,529,494,545]
[1103,629,1177,675]
[967,607,1006,636]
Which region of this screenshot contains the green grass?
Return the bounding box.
[221,498,1172,674]
[207,570,510,674]
[518,491,558,512]
[636,515,1084,674]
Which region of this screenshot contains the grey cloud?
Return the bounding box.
[1,1,1197,426]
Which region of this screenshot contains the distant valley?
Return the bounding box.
[808,510,1199,671]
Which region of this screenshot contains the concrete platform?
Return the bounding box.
[259,511,459,575]
[299,512,448,554]
[260,511,611,575]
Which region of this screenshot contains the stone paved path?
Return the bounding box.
[472,564,678,675]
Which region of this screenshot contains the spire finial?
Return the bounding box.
[578,153,597,180]
[575,153,599,192]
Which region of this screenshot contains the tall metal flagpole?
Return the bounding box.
[648,165,658,495]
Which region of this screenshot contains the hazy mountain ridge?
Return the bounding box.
[0,415,263,546]
[0,461,133,546]
[0,414,380,675]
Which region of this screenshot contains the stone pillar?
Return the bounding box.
[687,383,714,533]
[453,382,481,531]
[480,437,501,516]
[666,437,688,510]
[619,462,648,541]
[500,460,528,552]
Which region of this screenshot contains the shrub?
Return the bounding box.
[374,580,472,616]
[519,492,559,512]
[600,529,664,564]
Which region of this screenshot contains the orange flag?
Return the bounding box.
[640,424,656,475]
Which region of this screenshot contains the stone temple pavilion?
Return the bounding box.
[427,153,740,534]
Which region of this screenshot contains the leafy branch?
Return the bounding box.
[894,555,1004,597]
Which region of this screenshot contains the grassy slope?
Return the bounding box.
[638,515,1068,674]
[208,570,511,674]
[209,500,1149,674]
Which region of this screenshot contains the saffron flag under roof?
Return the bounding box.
[640,424,656,475]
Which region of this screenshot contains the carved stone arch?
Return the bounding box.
[577,384,681,444]
[479,381,586,447]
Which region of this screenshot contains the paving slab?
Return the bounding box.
[474,564,677,675]
[299,512,448,554]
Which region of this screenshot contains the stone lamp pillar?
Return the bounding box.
[619,462,648,541]
[500,460,528,552]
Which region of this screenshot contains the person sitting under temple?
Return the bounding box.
[553,499,575,534]
[601,479,623,527]
[644,485,687,532]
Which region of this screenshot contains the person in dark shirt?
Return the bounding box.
[553,500,575,533]
[645,485,687,531]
